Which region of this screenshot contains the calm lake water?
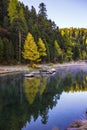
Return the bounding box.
[0,65,87,130]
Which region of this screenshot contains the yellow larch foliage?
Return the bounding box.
[85,38,87,44]
[61,30,65,36]
[37,38,47,57]
[22,33,40,62]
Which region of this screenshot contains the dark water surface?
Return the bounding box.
[0,65,87,130]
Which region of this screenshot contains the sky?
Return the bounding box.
[19,0,87,28]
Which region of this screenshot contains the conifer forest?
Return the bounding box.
[0,0,87,64]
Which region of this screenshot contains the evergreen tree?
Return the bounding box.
[3,38,14,63]
[3,16,9,28]
[7,40,14,62]
[38,3,47,18]
[0,0,9,26]
[0,0,4,26]
[22,33,40,64]
[28,6,38,40]
[23,5,30,28]
[72,44,81,60]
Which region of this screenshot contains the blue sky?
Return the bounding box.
[19,0,87,28]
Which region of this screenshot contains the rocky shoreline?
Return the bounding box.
[0,65,29,75]
[67,120,87,130]
[0,61,87,75]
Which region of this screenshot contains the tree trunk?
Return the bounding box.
[19,31,21,64]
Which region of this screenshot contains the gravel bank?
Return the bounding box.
[0,61,87,75]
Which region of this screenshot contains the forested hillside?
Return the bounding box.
[0,0,87,64]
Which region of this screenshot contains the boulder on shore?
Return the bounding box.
[67,120,87,130]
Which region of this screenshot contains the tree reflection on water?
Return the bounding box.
[0,68,87,130]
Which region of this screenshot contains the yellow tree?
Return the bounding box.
[54,40,62,62]
[37,38,47,57]
[22,33,40,64]
[85,38,87,44]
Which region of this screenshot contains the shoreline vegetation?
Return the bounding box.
[0,61,87,75]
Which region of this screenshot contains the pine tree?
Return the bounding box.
[0,0,9,26]
[38,3,47,18]
[22,33,40,63]
[2,38,14,62]
[37,38,47,57]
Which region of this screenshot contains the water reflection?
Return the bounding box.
[0,67,87,130]
[24,77,47,104]
[0,74,26,130]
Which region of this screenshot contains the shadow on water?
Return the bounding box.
[0,66,87,130]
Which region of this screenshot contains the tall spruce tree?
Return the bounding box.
[38,3,47,18]
[0,0,9,27]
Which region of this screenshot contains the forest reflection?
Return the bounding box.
[0,69,87,130]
